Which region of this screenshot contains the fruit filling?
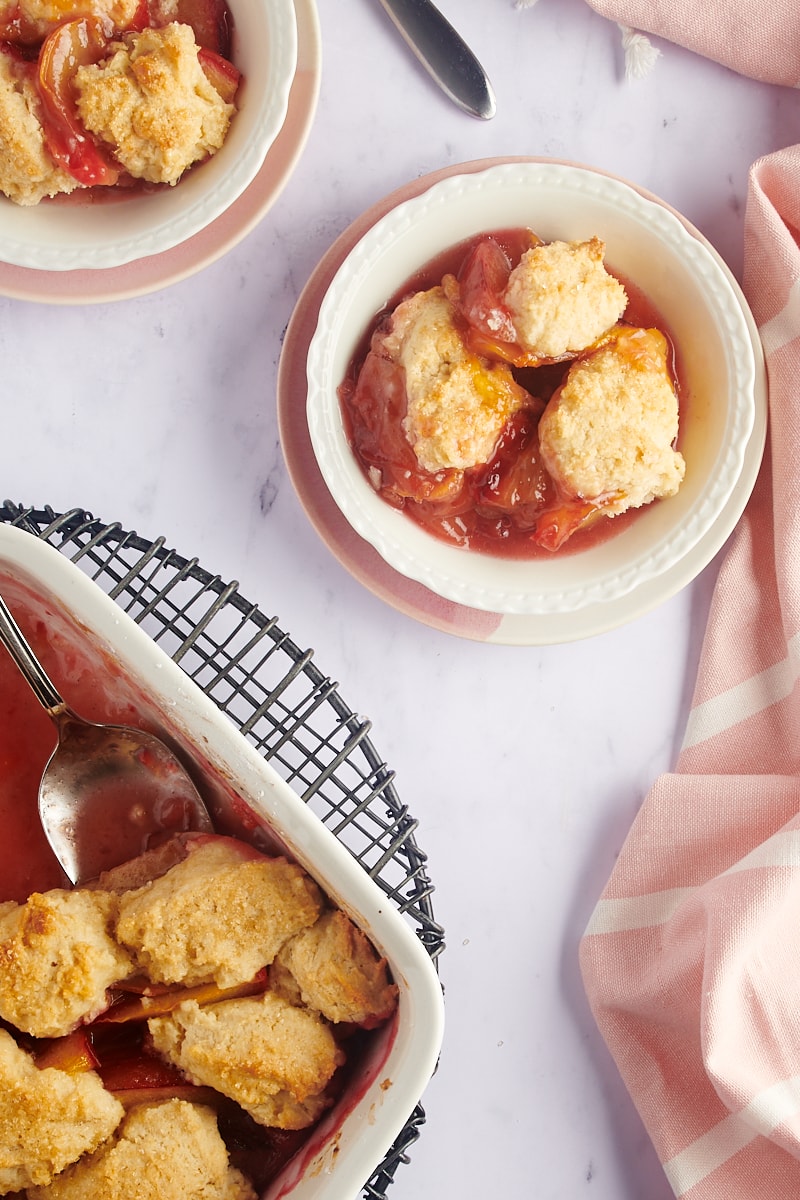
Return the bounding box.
[339,228,687,556]
[0,0,240,204]
[0,833,399,1197]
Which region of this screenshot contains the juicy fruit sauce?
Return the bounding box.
[339,228,685,559]
[0,587,103,899]
[0,578,217,900]
[0,579,394,1195]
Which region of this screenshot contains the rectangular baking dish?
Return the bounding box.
[0,522,444,1200]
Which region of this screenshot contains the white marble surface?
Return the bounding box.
[2,0,797,1195]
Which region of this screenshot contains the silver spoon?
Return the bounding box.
[0,593,214,885]
[376,0,496,120]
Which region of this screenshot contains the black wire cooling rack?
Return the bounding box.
[0,501,444,1200]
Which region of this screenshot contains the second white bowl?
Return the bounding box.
[306,160,764,618]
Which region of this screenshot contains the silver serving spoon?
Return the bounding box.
[376,0,496,120]
[0,594,213,885]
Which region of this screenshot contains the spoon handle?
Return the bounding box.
[0,594,66,716]
[376,0,496,120]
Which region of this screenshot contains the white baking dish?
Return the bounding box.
[0,522,444,1199]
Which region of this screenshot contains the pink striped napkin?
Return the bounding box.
[578,4,800,1198]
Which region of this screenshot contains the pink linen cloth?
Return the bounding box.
[575,3,800,1198]
[587,0,800,85]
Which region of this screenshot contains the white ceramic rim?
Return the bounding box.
[0,0,297,270]
[306,161,758,616]
[0,522,444,1200]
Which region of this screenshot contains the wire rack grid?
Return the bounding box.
[0,501,445,1199]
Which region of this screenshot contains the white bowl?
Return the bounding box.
[0,0,297,271]
[0,522,444,1200]
[306,160,764,618]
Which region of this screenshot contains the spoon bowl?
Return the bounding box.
[0,594,213,884]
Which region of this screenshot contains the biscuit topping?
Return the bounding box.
[386,286,530,473]
[504,236,628,360]
[0,0,240,205]
[0,834,399,1196]
[0,1029,123,1193]
[340,228,687,553]
[74,24,234,187]
[0,889,133,1037]
[538,326,686,516]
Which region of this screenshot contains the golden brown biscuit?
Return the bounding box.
[0,53,81,205]
[18,0,140,42]
[75,23,234,186]
[0,1028,123,1193]
[272,909,398,1026]
[148,993,345,1129]
[0,889,133,1037]
[383,286,529,472]
[504,237,627,359]
[115,838,323,988]
[26,1098,256,1200]
[538,326,686,515]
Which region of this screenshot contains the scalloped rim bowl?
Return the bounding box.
[306,161,762,617]
[0,0,297,271]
